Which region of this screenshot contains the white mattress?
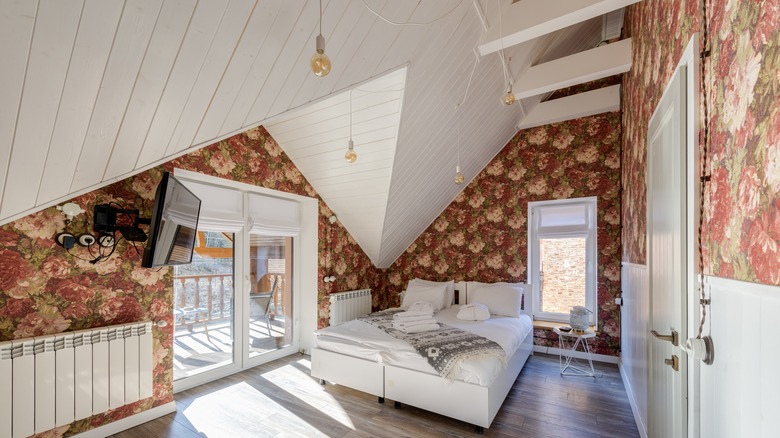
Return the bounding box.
[314,306,533,386]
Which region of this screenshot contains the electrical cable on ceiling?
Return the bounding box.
[359,0,466,26]
[498,0,508,88]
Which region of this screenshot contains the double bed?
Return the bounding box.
[310,281,534,432]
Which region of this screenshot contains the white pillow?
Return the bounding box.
[467,284,524,317]
[401,284,448,311]
[466,281,525,308]
[410,278,455,308]
[456,303,491,321]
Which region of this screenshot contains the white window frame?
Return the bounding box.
[528,196,598,324]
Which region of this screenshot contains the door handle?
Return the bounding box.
[664,355,679,371]
[651,329,679,346]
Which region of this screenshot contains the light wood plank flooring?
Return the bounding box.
[112,353,639,438]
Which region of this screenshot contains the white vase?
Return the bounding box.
[569,306,591,330]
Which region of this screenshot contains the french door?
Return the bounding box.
[172,228,298,391]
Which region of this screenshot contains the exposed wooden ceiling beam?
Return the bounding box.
[514,38,631,99]
[478,0,640,56]
[516,84,620,130]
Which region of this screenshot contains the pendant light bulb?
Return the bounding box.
[345,139,357,163]
[503,86,516,106]
[311,34,331,77]
[454,165,465,184]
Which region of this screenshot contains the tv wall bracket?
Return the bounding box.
[93,204,151,242]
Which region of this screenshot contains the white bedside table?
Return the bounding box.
[553,326,596,377]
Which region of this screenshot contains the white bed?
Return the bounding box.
[310,282,534,432]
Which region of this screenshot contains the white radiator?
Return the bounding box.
[329,289,372,326]
[0,321,153,438]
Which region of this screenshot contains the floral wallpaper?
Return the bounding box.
[623,0,779,285]
[383,111,623,356]
[0,126,381,437]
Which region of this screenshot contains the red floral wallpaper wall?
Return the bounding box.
[383,111,623,356]
[0,126,382,437]
[623,0,779,285]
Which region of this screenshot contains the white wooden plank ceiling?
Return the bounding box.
[265,68,405,265]
[0,0,630,268]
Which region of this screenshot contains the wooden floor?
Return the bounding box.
[112,353,639,438]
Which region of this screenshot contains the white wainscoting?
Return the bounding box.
[699,275,780,438]
[619,262,649,438]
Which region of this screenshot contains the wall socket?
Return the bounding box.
[98,235,115,247]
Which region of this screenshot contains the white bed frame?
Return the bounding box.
[310,282,534,431]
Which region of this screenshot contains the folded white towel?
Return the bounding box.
[392,318,437,329]
[399,323,439,334]
[456,303,491,321]
[407,301,436,314]
[393,309,433,319]
[390,314,432,323]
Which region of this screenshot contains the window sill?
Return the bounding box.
[533,319,597,333]
[532,320,565,330]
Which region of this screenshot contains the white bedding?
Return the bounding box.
[314,305,533,386]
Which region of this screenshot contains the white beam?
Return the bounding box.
[516,84,620,130]
[478,0,640,56]
[515,38,631,99]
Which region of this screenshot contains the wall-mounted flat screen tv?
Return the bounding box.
[141,172,201,268]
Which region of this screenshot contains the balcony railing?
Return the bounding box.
[173,274,233,325]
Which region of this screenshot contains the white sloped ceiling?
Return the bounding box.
[0,0,627,268]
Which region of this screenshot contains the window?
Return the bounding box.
[528,197,597,324]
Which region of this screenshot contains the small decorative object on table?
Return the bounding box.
[553,326,596,377]
[569,305,592,332]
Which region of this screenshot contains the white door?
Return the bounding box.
[647,66,688,438]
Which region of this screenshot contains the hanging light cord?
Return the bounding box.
[696,0,713,339]
[359,0,466,26]
[497,0,511,91]
[349,89,353,140]
[319,0,323,35]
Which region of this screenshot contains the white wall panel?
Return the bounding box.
[284,0,391,120]
[165,0,256,156]
[619,262,649,438]
[267,0,376,119]
[221,1,308,133]
[290,1,372,111]
[0,0,37,214]
[0,0,83,218]
[36,0,124,204]
[103,0,197,180]
[137,0,229,166]
[194,0,285,144]
[70,0,163,193]
[699,276,780,438]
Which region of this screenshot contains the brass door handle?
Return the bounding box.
[664,355,679,371]
[651,329,679,346]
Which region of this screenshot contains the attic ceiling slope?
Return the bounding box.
[0,0,628,268]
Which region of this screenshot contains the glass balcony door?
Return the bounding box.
[246,234,294,361]
[172,230,236,384]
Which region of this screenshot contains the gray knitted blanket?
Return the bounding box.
[358,309,506,379]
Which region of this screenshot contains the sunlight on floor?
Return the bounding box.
[182,359,355,437]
